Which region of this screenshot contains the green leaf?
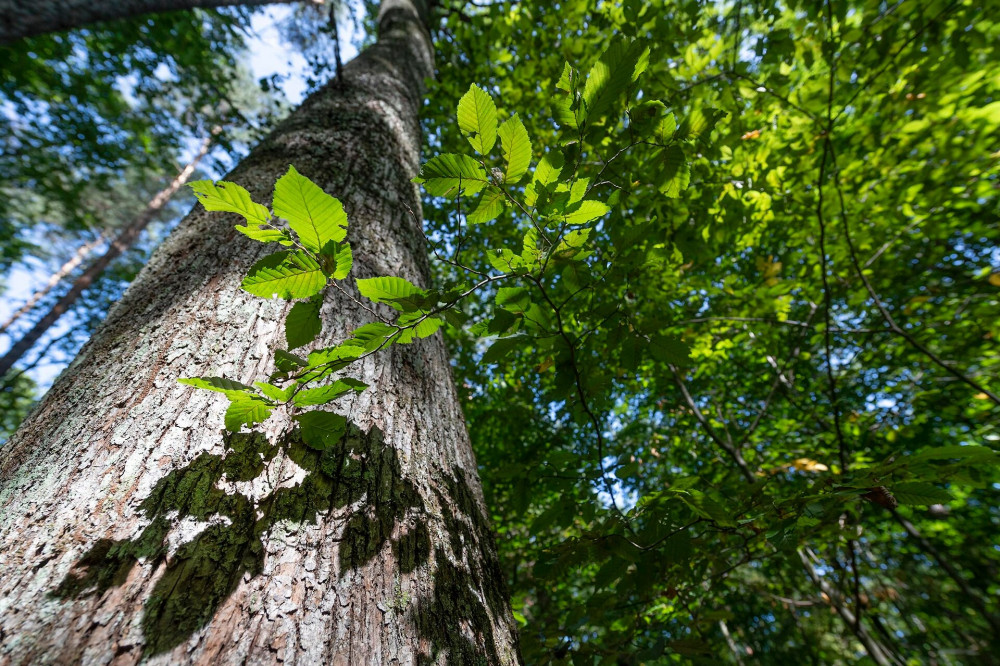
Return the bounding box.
[553,228,592,261]
[581,38,650,122]
[468,187,505,224]
[356,276,426,311]
[272,165,348,252]
[397,315,443,343]
[286,295,323,349]
[659,145,690,198]
[488,249,526,273]
[235,224,286,243]
[909,445,1000,463]
[413,154,490,198]
[483,336,528,364]
[178,376,254,395]
[560,200,610,225]
[295,411,347,450]
[649,335,691,365]
[347,322,397,353]
[274,350,308,372]
[190,180,270,226]
[293,378,368,407]
[496,286,531,313]
[254,381,294,403]
[675,489,735,527]
[892,483,953,506]
[656,112,678,144]
[534,152,564,187]
[457,83,498,155]
[242,250,326,300]
[224,397,273,432]
[497,113,532,184]
[331,242,352,279]
[556,62,580,93]
[676,107,727,141]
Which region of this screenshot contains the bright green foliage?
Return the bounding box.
[241,251,326,300]
[285,296,323,350]
[413,153,490,197]
[190,180,270,226]
[496,113,531,184]
[273,165,348,252]
[457,83,498,155]
[423,2,1000,662]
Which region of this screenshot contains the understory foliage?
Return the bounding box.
[422,1,1000,663]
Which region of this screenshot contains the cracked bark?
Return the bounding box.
[0,1,522,664]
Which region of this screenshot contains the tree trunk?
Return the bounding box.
[0,0,294,45]
[0,2,522,664]
[0,235,105,337]
[0,137,211,380]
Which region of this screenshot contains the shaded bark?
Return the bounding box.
[0,137,211,380]
[0,1,521,663]
[0,0,294,45]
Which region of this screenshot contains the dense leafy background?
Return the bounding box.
[2,0,999,664]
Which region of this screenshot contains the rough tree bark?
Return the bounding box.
[0,0,295,45]
[0,1,522,664]
[0,137,212,380]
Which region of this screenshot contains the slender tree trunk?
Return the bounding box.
[0,1,521,664]
[0,235,105,337]
[0,137,211,380]
[0,0,295,45]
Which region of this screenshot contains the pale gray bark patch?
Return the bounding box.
[0,1,522,663]
[0,0,293,45]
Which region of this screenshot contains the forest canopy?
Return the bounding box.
[0,0,998,664]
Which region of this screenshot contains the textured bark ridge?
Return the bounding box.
[0,2,522,664]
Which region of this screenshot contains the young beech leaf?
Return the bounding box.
[347,322,396,353]
[254,381,294,403]
[488,248,526,273]
[497,112,532,184]
[413,154,489,198]
[293,378,368,407]
[482,335,528,364]
[331,242,352,279]
[468,187,505,224]
[356,276,426,311]
[274,349,308,371]
[225,397,273,432]
[581,38,650,123]
[242,250,326,300]
[659,145,690,198]
[235,224,286,243]
[396,314,443,343]
[178,376,254,395]
[891,482,953,506]
[286,295,323,349]
[560,200,610,225]
[295,411,347,450]
[272,165,348,252]
[190,180,270,226]
[675,107,727,141]
[457,83,498,155]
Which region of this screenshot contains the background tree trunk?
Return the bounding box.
[0,136,211,380]
[0,1,522,664]
[0,0,294,45]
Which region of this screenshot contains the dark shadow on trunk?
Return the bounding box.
[52,421,503,663]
